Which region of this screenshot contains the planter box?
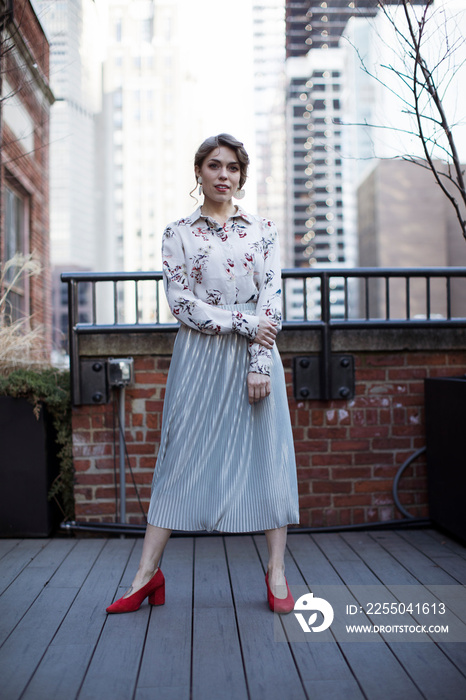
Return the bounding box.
[424,376,466,543]
[0,396,61,537]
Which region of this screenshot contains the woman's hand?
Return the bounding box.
[254,317,278,349]
[247,372,271,405]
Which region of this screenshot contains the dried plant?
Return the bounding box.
[0,253,49,375]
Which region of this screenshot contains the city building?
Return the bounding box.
[283,1,431,319]
[0,0,54,354]
[99,0,208,323]
[31,0,102,352]
[358,159,466,318]
[252,1,289,262]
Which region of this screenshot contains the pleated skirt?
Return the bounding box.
[147,303,300,533]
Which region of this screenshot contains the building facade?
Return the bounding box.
[31,0,102,353]
[0,0,54,354]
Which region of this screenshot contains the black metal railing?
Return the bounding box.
[62,267,466,403]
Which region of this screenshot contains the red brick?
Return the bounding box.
[136,372,168,384]
[294,440,328,453]
[312,453,352,466]
[299,494,332,508]
[128,388,156,399]
[134,357,156,370]
[297,410,310,427]
[297,467,329,480]
[313,481,352,494]
[373,465,398,478]
[366,355,405,367]
[308,427,347,440]
[351,426,389,439]
[92,430,115,443]
[331,466,372,479]
[139,457,156,469]
[146,414,159,429]
[75,473,114,485]
[388,368,427,380]
[296,453,311,467]
[406,353,446,365]
[357,369,387,381]
[332,440,370,452]
[333,494,372,507]
[311,410,324,426]
[72,415,91,429]
[355,480,393,493]
[73,460,91,472]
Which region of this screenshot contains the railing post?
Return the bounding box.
[68,279,81,405]
[320,272,331,401]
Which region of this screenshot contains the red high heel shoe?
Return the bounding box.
[106,568,165,614]
[265,571,295,614]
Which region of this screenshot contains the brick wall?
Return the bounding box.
[71,329,466,528]
[1,1,53,353]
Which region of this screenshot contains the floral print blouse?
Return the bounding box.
[162,206,283,375]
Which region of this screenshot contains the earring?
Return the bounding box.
[234,188,245,200]
[198,176,203,195]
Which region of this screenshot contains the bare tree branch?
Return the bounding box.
[347,1,466,240]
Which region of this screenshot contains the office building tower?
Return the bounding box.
[31,0,102,351]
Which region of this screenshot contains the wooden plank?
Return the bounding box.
[366,531,466,678]
[427,529,466,560]
[20,539,110,700]
[0,538,78,646]
[22,644,94,700]
[22,538,136,700]
[369,531,458,585]
[335,532,466,700]
[78,601,151,700]
[47,537,106,589]
[224,535,307,700]
[135,536,194,700]
[314,533,425,700]
[397,530,466,584]
[255,534,365,700]
[191,536,248,700]
[0,584,78,699]
[0,538,51,594]
[0,539,21,559]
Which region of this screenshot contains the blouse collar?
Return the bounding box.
[188,206,253,226]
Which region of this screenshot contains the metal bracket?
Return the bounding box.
[293,354,355,401]
[79,359,109,405]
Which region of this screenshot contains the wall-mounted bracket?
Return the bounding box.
[293,354,355,401]
[79,359,109,405]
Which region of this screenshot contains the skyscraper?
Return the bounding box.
[31,0,102,349]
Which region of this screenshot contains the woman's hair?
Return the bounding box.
[194,133,250,190]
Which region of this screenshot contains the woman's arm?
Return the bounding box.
[248,220,282,376]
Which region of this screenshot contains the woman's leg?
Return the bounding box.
[124,523,172,597]
[264,525,288,599]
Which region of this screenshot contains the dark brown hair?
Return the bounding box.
[194,133,250,190]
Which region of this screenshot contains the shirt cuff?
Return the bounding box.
[248,342,272,376]
[231,310,259,341]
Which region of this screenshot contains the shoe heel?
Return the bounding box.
[149,583,165,606]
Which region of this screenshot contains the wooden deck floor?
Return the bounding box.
[1,528,466,700]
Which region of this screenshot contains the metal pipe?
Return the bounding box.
[118,385,126,524]
[60,517,431,537]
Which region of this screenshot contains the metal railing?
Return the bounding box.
[62,267,466,403]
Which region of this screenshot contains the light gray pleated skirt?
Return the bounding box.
[147,303,300,533]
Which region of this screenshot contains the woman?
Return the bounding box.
[106,134,299,615]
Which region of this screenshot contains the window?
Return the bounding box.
[3,185,29,321]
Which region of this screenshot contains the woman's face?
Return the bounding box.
[195,146,242,205]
